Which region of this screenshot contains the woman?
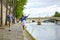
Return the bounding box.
[20,14,30,30]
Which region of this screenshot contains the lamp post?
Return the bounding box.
[37,13,41,25]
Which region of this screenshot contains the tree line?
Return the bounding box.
[54,11,60,17]
[0,0,27,26]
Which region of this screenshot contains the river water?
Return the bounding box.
[25,22,60,40]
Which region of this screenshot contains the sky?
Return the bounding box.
[23,0,60,18]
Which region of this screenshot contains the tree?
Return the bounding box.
[6,0,27,20]
[15,0,27,19]
[4,0,27,25]
[54,11,60,17]
[0,0,3,26]
[5,0,15,25]
[5,0,8,25]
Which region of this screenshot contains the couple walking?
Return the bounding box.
[7,14,30,30]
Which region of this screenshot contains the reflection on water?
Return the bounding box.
[26,22,60,40]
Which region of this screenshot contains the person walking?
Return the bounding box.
[20,14,30,30]
[7,14,14,31]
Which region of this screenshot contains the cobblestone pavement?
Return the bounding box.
[0,23,24,40]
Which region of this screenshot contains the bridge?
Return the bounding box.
[26,17,60,24]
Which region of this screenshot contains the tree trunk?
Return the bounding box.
[5,0,8,25]
[0,0,3,26]
[12,0,16,23]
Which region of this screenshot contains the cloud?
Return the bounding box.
[25,2,46,8]
[24,0,60,17]
[24,5,58,13]
[24,5,60,17]
[25,0,60,9]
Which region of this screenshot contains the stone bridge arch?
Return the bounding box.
[26,17,60,23]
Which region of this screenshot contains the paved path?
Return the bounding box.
[0,23,23,40]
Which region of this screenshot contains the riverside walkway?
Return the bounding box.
[0,23,23,40]
[0,23,35,40]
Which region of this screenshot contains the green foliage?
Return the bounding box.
[7,0,27,18]
[15,0,27,18]
[54,11,60,17]
[8,0,13,6]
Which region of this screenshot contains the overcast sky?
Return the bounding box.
[23,0,60,18]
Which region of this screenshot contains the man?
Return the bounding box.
[20,14,30,30]
[7,14,14,24]
[7,14,14,31]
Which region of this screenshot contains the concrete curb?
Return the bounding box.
[24,27,35,40]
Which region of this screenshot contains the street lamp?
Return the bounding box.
[37,13,41,25]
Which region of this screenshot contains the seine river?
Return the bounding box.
[26,22,60,40]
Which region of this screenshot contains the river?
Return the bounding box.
[25,22,60,40]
